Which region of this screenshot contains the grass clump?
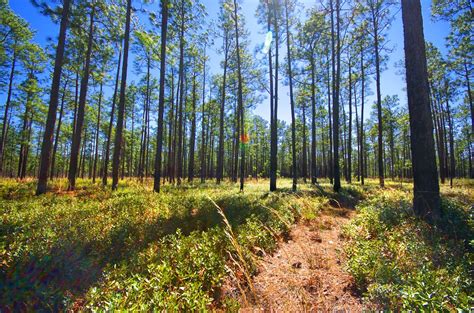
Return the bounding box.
[342,188,473,311]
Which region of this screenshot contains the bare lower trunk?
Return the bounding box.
[401,0,441,222]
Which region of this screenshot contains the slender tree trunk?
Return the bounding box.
[270,0,279,191]
[360,48,365,186]
[468,138,473,178]
[112,0,131,190]
[130,98,135,177]
[93,81,103,183]
[153,0,169,192]
[348,61,352,184]
[354,79,360,181]
[217,31,229,184]
[72,72,79,135]
[401,0,441,222]
[0,104,12,174]
[285,0,297,191]
[0,47,17,174]
[310,54,317,184]
[445,84,455,187]
[327,52,333,183]
[188,71,197,182]
[390,124,395,180]
[233,0,245,191]
[464,61,473,135]
[51,78,69,180]
[177,2,185,185]
[232,96,239,182]
[68,6,95,191]
[200,47,207,184]
[138,95,146,178]
[435,95,447,183]
[373,15,384,187]
[332,0,341,192]
[302,99,307,183]
[79,127,88,179]
[139,57,151,180]
[166,70,175,182]
[103,47,122,185]
[18,92,32,179]
[36,0,71,194]
[342,103,347,181]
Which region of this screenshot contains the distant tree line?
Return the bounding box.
[0,0,471,218]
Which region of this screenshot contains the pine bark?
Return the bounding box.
[36,0,71,194]
[401,0,441,222]
[153,0,169,192]
[112,0,132,190]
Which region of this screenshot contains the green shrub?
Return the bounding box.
[343,189,474,311]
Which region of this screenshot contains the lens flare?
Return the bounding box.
[262,31,273,54]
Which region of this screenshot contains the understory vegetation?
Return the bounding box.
[343,183,473,311]
[1,179,472,311]
[1,178,329,311]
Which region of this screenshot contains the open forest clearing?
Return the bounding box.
[1,178,472,311]
[0,0,473,311]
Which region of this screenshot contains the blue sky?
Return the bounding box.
[7,0,451,124]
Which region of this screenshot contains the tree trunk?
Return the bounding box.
[310,54,317,184]
[217,31,229,184]
[93,81,103,183]
[401,0,441,222]
[103,47,122,185]
[348,61,352,184]
[0,46,17,174]
[444,84,455,187]
[177,1,185,185]
[18,91,32,179]
[51,78,69,180]
[153,0,169,192]
[285,0,297,191]
[332,0,341,192]
[302,96,307,183]
[200,47,207,184]
[233,0,245,191]
[188,71,197,182]
[464,61,473,135]
[354,78,360,181]
[68,6,95,190]
[327,50,333,183]
[373,15,384,187]
[36,0,71,194]
[270,0,279,191]
[112,0,131,190]
[360,48,365,186]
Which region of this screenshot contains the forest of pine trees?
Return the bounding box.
[1,0,473,310]
[0,0,470,200]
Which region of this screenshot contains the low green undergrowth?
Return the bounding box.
[342,189,473,311]
[0,178,326,311]
[82,193,299,311]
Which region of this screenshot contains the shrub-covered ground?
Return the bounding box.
[1,178,472,311]
[0,178,331,311]
[342,181,473,311]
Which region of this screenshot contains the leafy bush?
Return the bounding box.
[85,229,225,311]
[342,189,474,311]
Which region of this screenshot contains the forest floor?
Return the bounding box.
[0,178,472,311]
[234,196,373,311]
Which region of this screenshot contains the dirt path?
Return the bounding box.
[239,206,367,312]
